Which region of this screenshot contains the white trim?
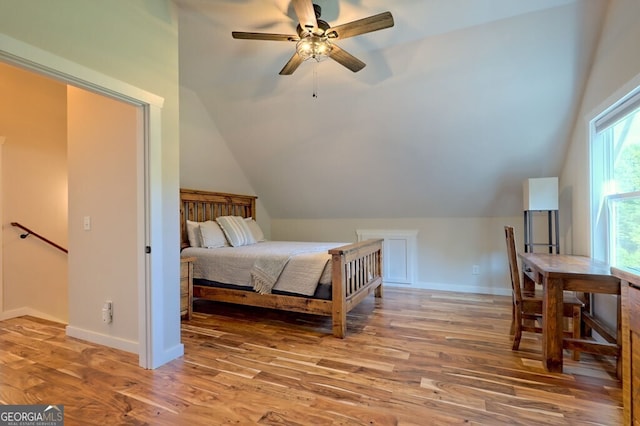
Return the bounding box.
[0,34,168,369]
[0,34,163,108]
[0,307,66,324]
[138,105,152,368]
[593,87,640,132]
[586,70,640,127]
[65,325,139,354]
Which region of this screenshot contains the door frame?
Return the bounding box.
[0,34,164,369]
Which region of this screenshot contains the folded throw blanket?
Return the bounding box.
[251,253,292,294]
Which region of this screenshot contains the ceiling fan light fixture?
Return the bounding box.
[296,35,332,62]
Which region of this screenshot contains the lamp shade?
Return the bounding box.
[523,177,558,211]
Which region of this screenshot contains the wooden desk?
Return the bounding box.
[518,253,621,373]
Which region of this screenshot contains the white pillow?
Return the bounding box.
[199,220,229,248]
[216,216,256,247]
[186,220,202,247]
[244,218,265,242]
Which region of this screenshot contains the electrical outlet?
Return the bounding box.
[102,301,113,324]
[472,265,480,275]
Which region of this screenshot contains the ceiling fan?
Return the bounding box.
[231,0,394,75]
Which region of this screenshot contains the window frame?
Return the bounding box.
[590,86,640,266]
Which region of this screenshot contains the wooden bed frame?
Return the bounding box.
[180,188,383,338]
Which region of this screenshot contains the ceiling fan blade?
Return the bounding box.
[329,44,366,73]
[292,0,318,33]
[232,32,299,42]
[326,11,394,40]
[279,52,304,75]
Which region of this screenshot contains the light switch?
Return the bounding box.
[83,216,91,231]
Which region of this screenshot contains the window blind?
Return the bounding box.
[594,88,640,132]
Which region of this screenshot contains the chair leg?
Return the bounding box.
[510,303,516,335]
[572,305,581,361]
[512,327,522,351]
[512,308,522,351]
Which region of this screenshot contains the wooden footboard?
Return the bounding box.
[330,239,384,337]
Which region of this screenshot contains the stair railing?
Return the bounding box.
[10,222,68,254]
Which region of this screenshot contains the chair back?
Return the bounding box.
[504,226,523,306]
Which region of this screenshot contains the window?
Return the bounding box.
[591,89,640,269]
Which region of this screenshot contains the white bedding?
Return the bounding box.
[182,241,345,296]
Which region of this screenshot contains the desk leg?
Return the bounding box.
[543,277,564,372]
[522,269,535,293]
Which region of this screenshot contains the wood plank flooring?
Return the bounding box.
[0,288,622,425]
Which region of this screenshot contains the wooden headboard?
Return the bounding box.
[180,188,257,249]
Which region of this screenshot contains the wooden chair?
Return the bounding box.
[504,226,584,360]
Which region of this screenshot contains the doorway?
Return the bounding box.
[0,37,174,369]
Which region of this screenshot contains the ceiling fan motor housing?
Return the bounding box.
[297,20,331,37]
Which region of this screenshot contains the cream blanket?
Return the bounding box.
[251,253,292,294]
[252,250,335,295]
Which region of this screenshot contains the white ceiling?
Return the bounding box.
[176,0,608,218]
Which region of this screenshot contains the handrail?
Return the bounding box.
[10,222,68,254]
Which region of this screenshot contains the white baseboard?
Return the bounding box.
[383,281,512,297]
[65,325,138,354]
[0,307,67,324]
[150,343,184,369]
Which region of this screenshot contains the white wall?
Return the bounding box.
[0,0,181,367]
[560,0,640,328]
[178,80,545,297]
[66,86,139,350]
[0,62,68,322]
[271,216,523,296]
[264,2,640,299]
[180,86,271,235]
[179,86,528,296]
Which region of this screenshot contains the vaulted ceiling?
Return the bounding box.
[176,0,608,218]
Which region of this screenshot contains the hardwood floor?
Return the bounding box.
[0,288,622,425]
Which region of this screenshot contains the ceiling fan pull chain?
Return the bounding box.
[312,61,319,98]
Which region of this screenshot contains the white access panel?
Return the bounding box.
[356,229,418,285]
